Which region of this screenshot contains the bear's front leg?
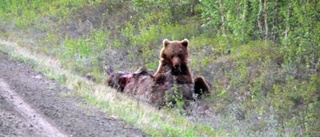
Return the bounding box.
[194,76,210,97]
[153,59,168,85]
[153,58,166,78]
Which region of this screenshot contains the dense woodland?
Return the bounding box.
[0,0,319,136]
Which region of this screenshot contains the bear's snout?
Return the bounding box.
[172,56,181,68]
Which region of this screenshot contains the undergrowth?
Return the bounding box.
[0,40,221,137]
[0,0,319,136]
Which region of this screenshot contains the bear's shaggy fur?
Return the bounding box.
[106,67,195,107]
[105,39,211,107]
[194,76,211,96]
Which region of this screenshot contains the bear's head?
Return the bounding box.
[161,39,189,70]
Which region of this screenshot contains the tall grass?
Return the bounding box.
[0,0,93,27]
[0,38,222,137]
[1,0,319,136]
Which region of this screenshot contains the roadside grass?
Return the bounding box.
[0,39,224,137]
[2,0,318,136]
[0,0,93,28]
[0,1,225,136]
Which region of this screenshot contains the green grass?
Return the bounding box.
[0,39,222,137]
[1,0,319,136]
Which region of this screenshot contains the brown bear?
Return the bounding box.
[153,39,211,96]
[153,39,193,84]
[106,66,195,107]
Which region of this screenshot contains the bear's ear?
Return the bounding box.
[163,39,170,47]
[181,39,189,47]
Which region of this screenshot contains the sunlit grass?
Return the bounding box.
[1,0,318,136]
[0,0,97,27]
[0,38,221,137]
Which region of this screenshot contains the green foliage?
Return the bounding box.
[233,40,279,63]
[269,74,320,136]
[57,29,108,81]
[165,84,184,110]
[0,0,99,28]
[200,0,255,42]
[1,0,319,136]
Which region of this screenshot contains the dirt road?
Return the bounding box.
[0,51,147,137]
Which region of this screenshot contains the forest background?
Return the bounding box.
[0,0,319,136]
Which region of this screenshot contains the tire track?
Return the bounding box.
[0,40,147,137]
[0,78,68,137]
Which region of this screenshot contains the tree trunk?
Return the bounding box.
[264,0,269,39]
[272,1,279,43]
[257,0,263,38]
[218,0,226,36]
